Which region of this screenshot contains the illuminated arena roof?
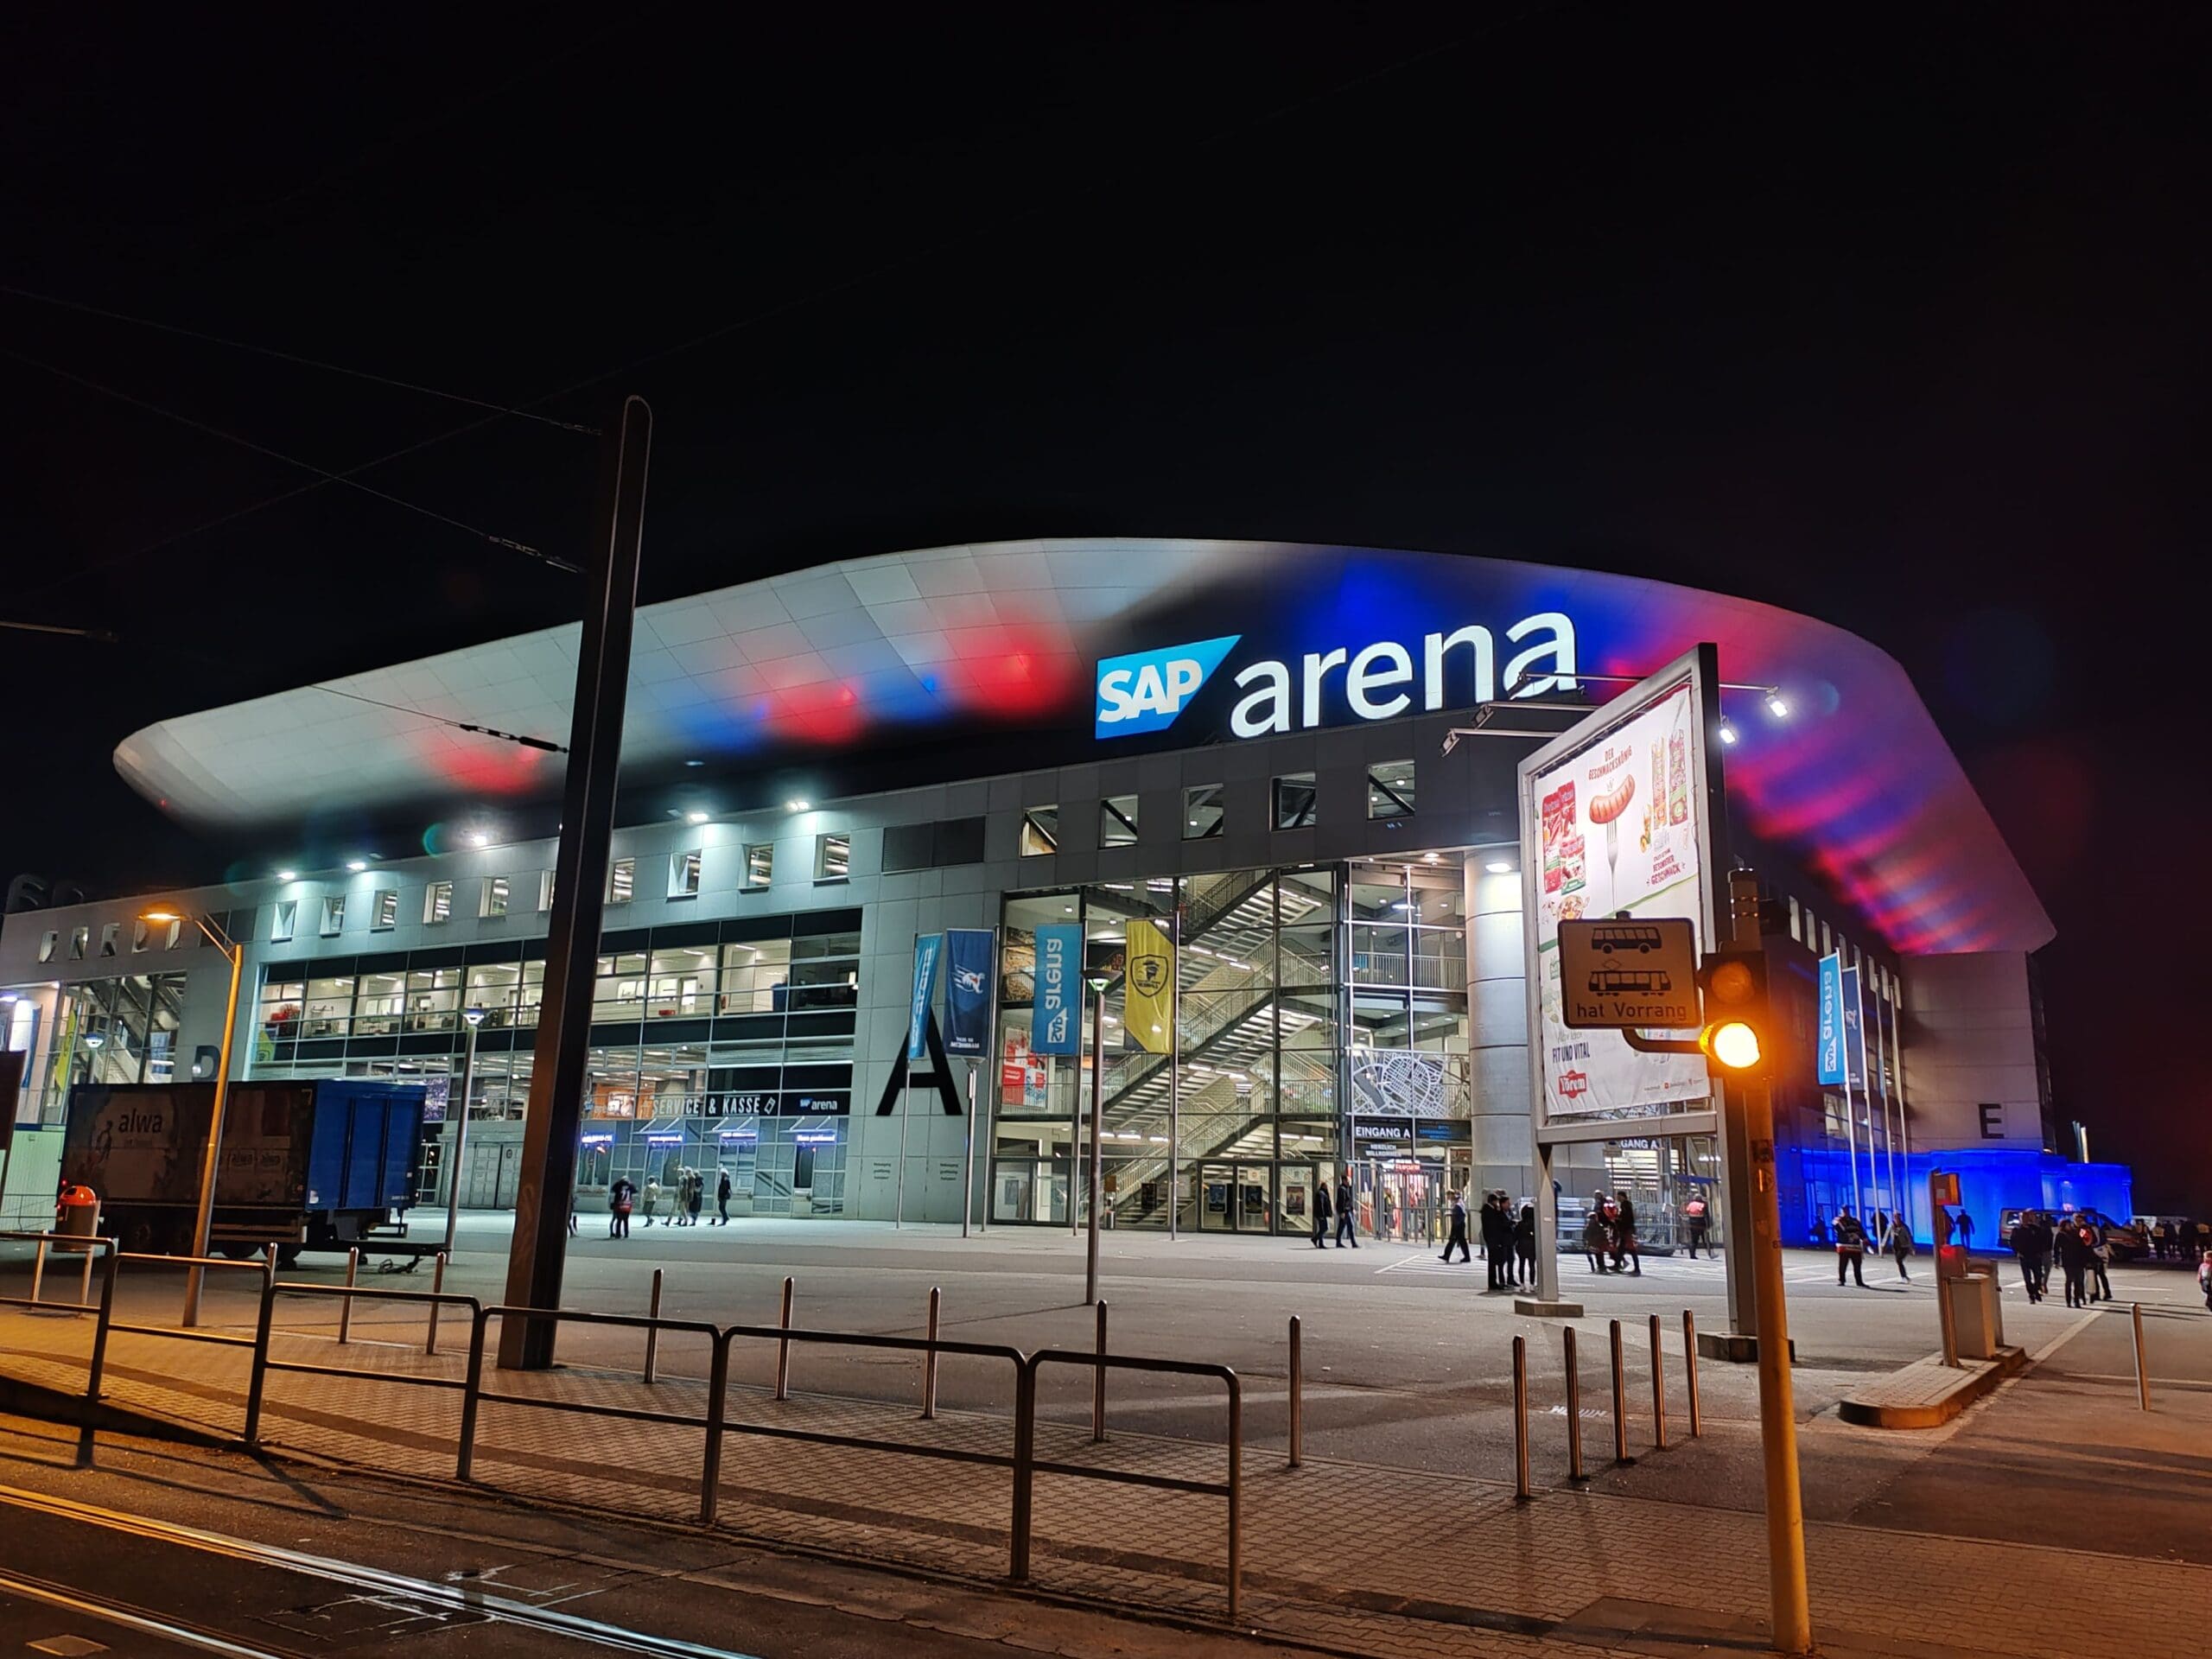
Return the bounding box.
[113,539,2051,957]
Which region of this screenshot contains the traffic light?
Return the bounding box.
[1697,947,1769,1072]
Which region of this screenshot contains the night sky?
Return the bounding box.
[3,8,2204,1204]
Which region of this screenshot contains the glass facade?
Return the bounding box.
[247,909,861,1217]
[24,973,190,1122]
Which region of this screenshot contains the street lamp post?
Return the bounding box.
[143,908,241,1329]
[1084,976,1109,1306]
[444,1006,486,1255]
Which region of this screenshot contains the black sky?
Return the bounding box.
[2,5,2204,1204]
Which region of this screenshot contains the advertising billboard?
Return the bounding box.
[1520,645,1726,1132]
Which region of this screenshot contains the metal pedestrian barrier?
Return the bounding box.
[247,1277,486,1458]
[1015,1349,1243,1620]
[0,1229,120,1465]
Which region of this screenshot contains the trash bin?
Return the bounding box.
[54,1184,101,1246]
[1948,1271,2003,1360]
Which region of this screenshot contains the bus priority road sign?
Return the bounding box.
[1557,917,1700,1031]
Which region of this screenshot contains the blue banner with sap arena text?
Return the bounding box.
[1840,964,1867,1091]
[943,929,995,1057]
[907,933,944,1062]
[1030,922,1083,1055]
[1815,954,1843,1084]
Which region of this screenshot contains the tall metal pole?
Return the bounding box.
[443,1010,482,1255]
[1167,893,1180,1242]
[181,925,242,1329]
[896,1039,912,1229]
[1085,982,1105,1306]
[962,1062,976,1240]
[499,396,652,1371]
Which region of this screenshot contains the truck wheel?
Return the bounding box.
[276,1245,302,1269]
[120,1217,160,1256]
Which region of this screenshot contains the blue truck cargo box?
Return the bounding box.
[304,1080,426,1216]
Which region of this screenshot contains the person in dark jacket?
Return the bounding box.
[1480,1193,1515,1290]
[2008,1211,2048,1302]
[1582,1202,1613,1274]
[1887,1216,1916,1280]
[1514,1203,1537,1285]
[1833,1207,1869,1287]
[1681,1193,1712,1258]
[2084,1218,2114,1302]
[715,1167,733,1224]
[1332,1177,1358,1248]
[1611,1191,1642,1275]
[2055,1217,2093,1308]
[608,1176,636,1239]
[1440,1190,1471,1263]
[1311,1179,1333,1249]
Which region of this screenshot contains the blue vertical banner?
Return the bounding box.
[1840,964,1867,1091]
[907,933,944,1062]
[943,929,995,1056]
[1030,922,1083,1056]
[1815,954,1844,1084]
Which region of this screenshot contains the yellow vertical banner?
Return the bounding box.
[1124,917,1175,1055]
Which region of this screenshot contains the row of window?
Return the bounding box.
[1016,761,1418,853]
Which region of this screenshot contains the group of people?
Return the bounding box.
[1578,1191,1643,1275]
[601,1167,734,1237]
[2007,1210,2115,1308]
[1435,1190,1538,1290]
[1827,1206,1918,1286]
[1308,1176,1360,1248]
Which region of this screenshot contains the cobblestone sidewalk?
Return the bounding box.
[0,1301,2199,1659]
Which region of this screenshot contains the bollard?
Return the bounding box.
[425,1251,448,1357]
[1609,1318,1632,1464]
[77,1236,95,1306]
[774,1274,794,1401]
[1563,1325,1586,1482]
[337,1248,360,1344]
[1682,1309,1701,1438]
[1649,1313,1667,1452]
[643,1268,664,1384]
[922,1286,941,1420]
[1512,1334,1531,1501]
[2132,1302,2151,1412]
[29,1237,46,1306]
[1092,1300,1109,1444]
[1287,1315,1304,1469]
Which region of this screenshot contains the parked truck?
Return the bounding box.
[60,1078,428,1264]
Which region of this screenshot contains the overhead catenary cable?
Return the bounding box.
[312,683,568,753]
[0,346,582,574]
[0,283,600,435]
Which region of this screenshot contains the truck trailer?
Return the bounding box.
[60,1078,427,1263]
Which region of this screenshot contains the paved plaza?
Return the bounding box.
[3,1223,2208,1656]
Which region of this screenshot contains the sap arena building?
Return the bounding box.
[0,541,2128,1246]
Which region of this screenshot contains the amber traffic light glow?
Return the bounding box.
[1701,1019,1764,1071]
[1697,949,1769,1073]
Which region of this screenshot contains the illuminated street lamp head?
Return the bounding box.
[1766,694,1789,719]
[1718,719,1739,746]
[276,869,296,881]
[140,907,181,924]
[463,1004,487,1029]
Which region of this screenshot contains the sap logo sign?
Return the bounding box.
[1094,635,1241,737]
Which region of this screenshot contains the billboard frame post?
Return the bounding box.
[1516,644,1732,1322]
[499,396,651,1373]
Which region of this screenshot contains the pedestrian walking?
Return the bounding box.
[1583,1202,1612,1274]
[715,1167,732,1224]
[2008,1211,2047,1303]
[1956,1209,1975,1252]
[1514,1202,1537,1285]
[1888,1217,1916,1281]
[684,1168,704,1228]
[2056,1217,2092,1308]
[2197,1249,2212,1312]
[1833,1207,1869,1287]
[2086,1217,2113,1302]
[1681,1192,1711,1258]
[642,1177,661,1227]
[608,1176,636,1239]
[1611,1190,1642,1275]
[1312,1177,1333,1249]
[1332,1177,1358,1248]
[1440,1188,1471,1263]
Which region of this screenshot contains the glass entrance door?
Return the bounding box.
[1198,1161,1276,1231]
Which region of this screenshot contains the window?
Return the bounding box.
[301,976,355,1038]
[463,961,521,1027]
[1183,785,1224,840]
[404,966,462,1032]
[1099,794,1139,848]
[743,843,774,888]
[607,857,635,905]
[815,833,849,881]
[372,889,399,931]
[424,881,454,924]
[38,931,58,963]
[1020,806,1059,856]
[99,923,119,957]
[259,976,302,1042]
[592,950,650,1021]
[1273,772,1317,830]
[130,919,150,953]
[481,876,510,918]
[69,926,88,959]
[320,894,346,937]
[721,938,794,1013]
[934,817,984,866]
[647,946,716,1016]
[669,850,702,899]
[537,869,556,912]
[1367,760,1415,819]
[355,969,405,1033]
[270,900,296,944]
